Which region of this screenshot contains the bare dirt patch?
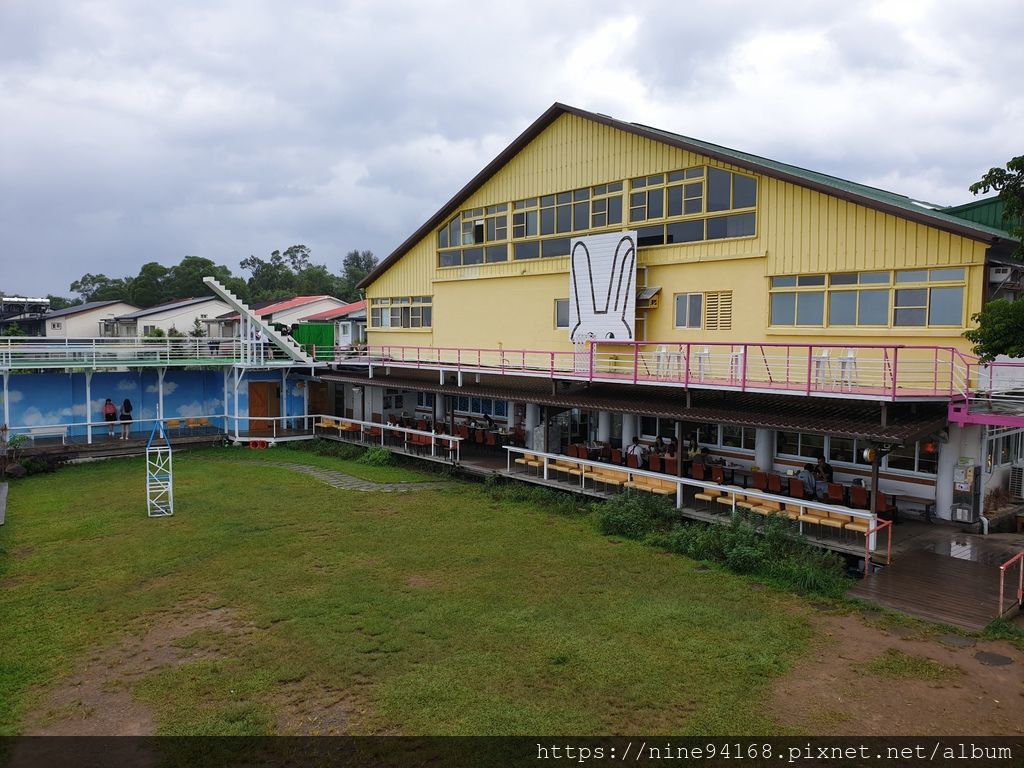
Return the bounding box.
[770,612,1024,735]
[22,604,254,736]
[274,682,352,735]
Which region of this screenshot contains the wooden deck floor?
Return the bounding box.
[848,550,1008,631]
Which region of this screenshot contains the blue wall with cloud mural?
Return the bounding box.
[4,369,309,437]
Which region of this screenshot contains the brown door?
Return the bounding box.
[308,382,329,417]
[248,382,280,435]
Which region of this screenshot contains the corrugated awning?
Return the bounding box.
[319,369,946,445]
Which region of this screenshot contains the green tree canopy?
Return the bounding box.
[970,155,1024,259]
[69,273,132,303]
[964,299,1024,362]
[338,249,378,301]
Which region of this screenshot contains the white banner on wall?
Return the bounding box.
[568,231,637,342]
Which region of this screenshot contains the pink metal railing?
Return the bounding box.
[998,550,1024,618]
[339,340,982,401]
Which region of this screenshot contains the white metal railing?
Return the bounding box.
[0,336,244,369]
[503,446,880,553]
[225,413,463,463]
[7,414,228,444]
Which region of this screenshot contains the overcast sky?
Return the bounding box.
[1,0,1021,298]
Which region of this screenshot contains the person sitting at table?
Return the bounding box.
[797,463,816,497]
[814,453,834,499]
[483,414,495,429]
[691,446,709,465]
[468,417,479,428]
[667,436,679,456]
[653,437,668,455]
[625,436,647,468]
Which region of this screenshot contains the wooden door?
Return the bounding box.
[248,382,280,435]
[309,382,329,417]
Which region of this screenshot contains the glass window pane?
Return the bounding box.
[930,268,964,281]
[607,196,622,224]
[859,271,890,284]
[556,204,572,232]
[707,167,731,211]
[894,308,926,326]
[796,292,825,325]
[771,276,797,288]
[688,294,702,328]
[439,251,460,267]
[541,238,571,258]
[895,288,927,307]
[776,431,799,456]
[674,295,688,327]
[797,275,825,286]
[636,225,664,247]
[732,175,757,208]
[667,185,683,217]
[540,207,555,235]
[573,202,589,230]
[555,299,569,328]
[896,270,928,283]
[918,440,938,474]
[829,436,856,463]
[462,247,483,265]
[666,219,704,243]
[928,287,963,325]
[438,228,448,248]
[857,290,889,325]
[707,212,755,239]
[573,188,589,201]
[771,293,796,325]
[722,426,743,448]
[830,273,857,285]
[829,292,857,325]
[886,443,915,472]
[486,245,507,263]
[514,241,540,260]
[640,416,658,436]
[647,189,664,219]
[799,433,825,458]
[684,198,703,214]
[525,210,537,237]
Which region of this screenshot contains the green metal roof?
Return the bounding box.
[943,197,1014,234]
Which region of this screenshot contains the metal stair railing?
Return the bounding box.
[202,277,315,365]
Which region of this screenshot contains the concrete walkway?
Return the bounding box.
[263,461,446,493]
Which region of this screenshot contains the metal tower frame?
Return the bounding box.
[146,420,174,517]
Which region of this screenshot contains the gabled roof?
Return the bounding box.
[359,102,1017,289]
[301,300,366,322]
[116,296,224,320]
[44,300,136,320]
[221,295,345,322]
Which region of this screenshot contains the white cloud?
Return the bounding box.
[175,397,223,418]
[7,390,23,403]
[116,379,137,391]
[145,381,178,394]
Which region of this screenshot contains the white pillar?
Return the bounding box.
[233,368,241,439]
[621,413,636,446]
[157,368,166,420]
[2,372,8,431]
[434,393,445,422]
[935,426,960,521]
[525,403,540,433]
[597,411,612,443]
[85,371,93,445]
[506,400,515,427]
[222,368,229,432]
[281,369,288,430]
[755,428,774,471]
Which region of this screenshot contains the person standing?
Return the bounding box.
[120,398,133,440]
[102,398,118,437]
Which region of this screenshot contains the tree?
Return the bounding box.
[970,155,1024,259]
[964,299,1024,362]
[128,262,170,307]
[4,321,26,337]
[189,317,207,338]
[241,250,295,302]
[337,249,377,302]
[46,294,81,310]
[69,273,131,303]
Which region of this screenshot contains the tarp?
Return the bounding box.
[292,323,335,360]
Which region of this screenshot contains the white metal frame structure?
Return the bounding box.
[146,421,174,518]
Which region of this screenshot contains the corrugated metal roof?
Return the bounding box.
[44,300,134,319]
[320,369,946,445]
[116,296,222,320]
[944,197,1015,234]
[301,300,367,321]
[359,102,1017,289]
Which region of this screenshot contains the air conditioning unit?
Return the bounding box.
[1010,463,1024,502]
[989,266,1012,283]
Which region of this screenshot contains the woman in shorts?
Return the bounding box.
[102,398,117,437]
[120,398,133,440]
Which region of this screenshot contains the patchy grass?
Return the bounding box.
[0,452,814,735]
[864,649,963,683]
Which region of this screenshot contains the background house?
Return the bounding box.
[103,297,231,337]
[43,300,140,337]
[299,300,367,347]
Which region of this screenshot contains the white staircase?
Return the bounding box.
[203,277,315,365]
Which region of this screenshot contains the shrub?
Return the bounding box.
[595,492,669,540]
[358,446,394,466]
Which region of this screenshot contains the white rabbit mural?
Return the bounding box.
[568,231,637,342]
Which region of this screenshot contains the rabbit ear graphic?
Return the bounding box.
[569,240,594,342]
[611,235,636,340]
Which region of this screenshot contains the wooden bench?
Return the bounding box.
[624,476,675,496]
[25,425,68,444]
[588,468,629,492]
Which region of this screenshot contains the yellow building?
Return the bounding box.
[334,103,1021,525]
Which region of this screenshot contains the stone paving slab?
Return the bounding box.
[264,461,446,493]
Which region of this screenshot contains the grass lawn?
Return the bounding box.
[0,449,815,735]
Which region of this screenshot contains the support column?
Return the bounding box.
[434,393,445,423]
[525,403,540,451]
[754,428,774,471]
[506,401,515,427]
[934,426,960,521]
[281,369,288,431]
[85,371,93,445]
[233,368,241,439]
[2,372,8,431]
[621,412,636,447]
[597,411,612,443]
[222,368,229,432]
[157,368,166,421]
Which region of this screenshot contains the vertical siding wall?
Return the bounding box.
[368,113,990,352]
